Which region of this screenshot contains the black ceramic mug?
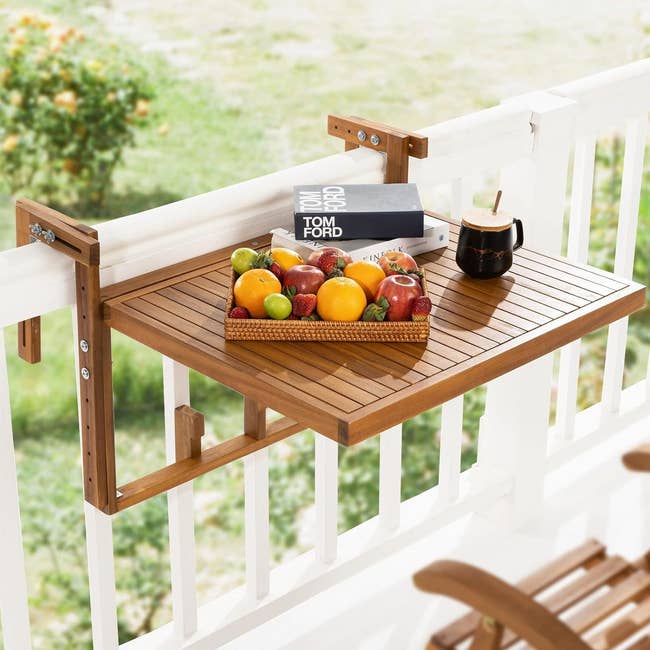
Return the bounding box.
[456,214,524,279]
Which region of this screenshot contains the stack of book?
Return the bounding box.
[271,183,448,262]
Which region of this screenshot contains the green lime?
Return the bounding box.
[263,293,292,320]
[231,247,258,275]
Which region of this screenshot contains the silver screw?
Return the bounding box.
[80,339,89,353]
[357,130,367,142]
[43,229,56,244]
[29,223,43,236]
[370,134,381,146]
[81,367,90,380]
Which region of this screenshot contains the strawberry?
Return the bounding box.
[317,250,346,278]
[229,307,250,319]
[362,296,390,322]
[292,293,317,317]
[411,296,432,321]
[269,261,284,282]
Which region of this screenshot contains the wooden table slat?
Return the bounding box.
[104,212,645,443]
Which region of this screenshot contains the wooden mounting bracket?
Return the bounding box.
[328,114,428,183]
[14,199,117,513]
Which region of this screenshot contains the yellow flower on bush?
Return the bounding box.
[106,91,116,103]
[18,13,37,27]
[1,68,10,84]
[157,122,170,136]
[60,69,72,82]
[9,91,22,106]
[54,90,77,113]
[2,134,19,153]
[135,99,150,117]
[85,59,102,72]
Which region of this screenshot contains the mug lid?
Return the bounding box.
[461,207,514,232]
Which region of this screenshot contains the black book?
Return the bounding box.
[293,183,424,240]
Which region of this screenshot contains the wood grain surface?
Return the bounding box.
[103,212,646,445]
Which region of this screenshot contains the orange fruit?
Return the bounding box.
[271,247,304,272]
[317,277,367,321]
[343,260,386,300]
[234,269,281,318]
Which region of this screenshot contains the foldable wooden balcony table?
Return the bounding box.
[15,197,646,516]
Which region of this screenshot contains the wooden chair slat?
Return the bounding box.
[432,539,607,647]
[626,635,650,650]
[587,597,650,649]
[566,570,650,634]
[502,555,630,647]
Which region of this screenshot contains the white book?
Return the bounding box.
[270,214,448,263]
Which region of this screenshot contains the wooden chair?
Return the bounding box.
[413,445,650,649]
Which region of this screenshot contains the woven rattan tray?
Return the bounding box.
[224,270,430,342]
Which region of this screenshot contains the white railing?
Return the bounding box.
[0,59,649,649]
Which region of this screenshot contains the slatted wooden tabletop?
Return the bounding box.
[102,212,645,445]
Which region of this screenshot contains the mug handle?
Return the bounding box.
[513,218,524,251]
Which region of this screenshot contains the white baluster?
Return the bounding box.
[244,449,270,600]
[84,503,119,650]
[646,350,650,403]
[378,425,402,531]
[480,92,576,525]
[0,329,32,650]
[162,356,198,638]
[438,396,464,504]
[556,136,597,440]
[315,434,338,564]
[601,115,648,417]
[71,311,118,650]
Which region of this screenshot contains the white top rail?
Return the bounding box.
[0,102,533,327]
[550,58,650,136]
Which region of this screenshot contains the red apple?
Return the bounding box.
[283,264,326,295]
[306,247,353,267]
[378,251,418,276]
[374,275,423,321]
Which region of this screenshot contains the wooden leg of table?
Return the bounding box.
[244,396,267,439]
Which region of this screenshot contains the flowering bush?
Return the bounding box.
[0,12,152,211]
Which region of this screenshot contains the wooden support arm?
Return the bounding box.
[622,444,650,473]
[413,560,591,650]
[328,114,428,183]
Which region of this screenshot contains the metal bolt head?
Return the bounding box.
[43,229,56,244]
[80,339,89,353]
[81,367,90,380]
[29,223,43,236]
[357,130,367,142]
[370,134,381,146]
